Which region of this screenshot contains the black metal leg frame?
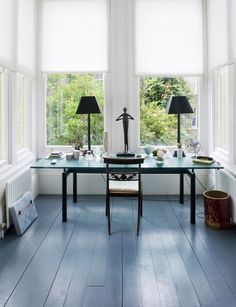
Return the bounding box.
[186,169,196,224]
[178,170,196,224]
[62,168,196,224]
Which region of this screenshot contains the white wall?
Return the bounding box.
[37,168,210,196]
[0,1,38,224]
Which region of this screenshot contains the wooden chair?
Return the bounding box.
[103,156,145,235]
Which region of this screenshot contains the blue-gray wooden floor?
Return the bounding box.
[0,195,236,307]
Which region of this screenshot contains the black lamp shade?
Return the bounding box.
[76,96,101,114]
[166,96,193,114]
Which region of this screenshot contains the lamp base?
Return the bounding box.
[173,150,186,157]
[116,152,135,157]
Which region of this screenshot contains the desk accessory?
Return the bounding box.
[103,131,108,153]
[66,153,73,160]
[186,138,200,157]
[48,151,64,159]
[73,149,80,160]
[177,143,183,159]
[116,107,135,157]
[192,156,214,164]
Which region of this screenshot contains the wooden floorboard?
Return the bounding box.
[0,195,62,307]
[0,194,236,307]
[169,195,236,307]
[144,200,201,307]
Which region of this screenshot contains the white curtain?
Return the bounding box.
[135,0,203,75]
[0,0,14,67]
[41,0,108,72]
[17,0,36,75]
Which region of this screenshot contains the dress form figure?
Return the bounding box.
[116,107,134,153]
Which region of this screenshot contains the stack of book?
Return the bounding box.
[48,151,64,159]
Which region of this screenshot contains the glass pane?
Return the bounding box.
[140,76,200,147]
[16,73,29,151]
[46,73,104,147]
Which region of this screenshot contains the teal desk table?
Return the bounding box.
[31,156,223,224]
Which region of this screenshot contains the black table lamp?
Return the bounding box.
[76,96,101,155]
[166,96,193,157]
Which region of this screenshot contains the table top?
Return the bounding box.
[31,154,223,174]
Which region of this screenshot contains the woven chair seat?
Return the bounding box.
[109,181,139,193]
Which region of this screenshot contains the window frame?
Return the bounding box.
[15,72,33,161]
[212,63,235,169]
[0,0,36,180]
[37,72,108,158]
[0,67,9,167]
[138,75,203,152]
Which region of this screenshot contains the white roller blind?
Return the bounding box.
[0,0,14,67]
[17,0,36,75]
[207,0,228,70]
[41,0,108,72]
[230,0,236,60]
[135,0,203,75]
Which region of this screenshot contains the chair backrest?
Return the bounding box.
[103,156,145,193]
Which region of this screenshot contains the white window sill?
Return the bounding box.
[0,152,35,183]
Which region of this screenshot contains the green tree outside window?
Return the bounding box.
[140,77,197,146]
[46,73,104,146]
[45,74,198,148]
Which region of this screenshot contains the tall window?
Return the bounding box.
[140,76,200,146]
[135,0,203,149]
[40,0,108,152]
[16,73,29,152]
[45,73,104,146]
[0,67,7,161]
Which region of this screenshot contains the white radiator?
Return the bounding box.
[6,169,32,229]
[216,169,236,223]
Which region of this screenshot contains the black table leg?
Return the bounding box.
[190,171,196,224]
[180,173,184,204]
[62,170,69,222]
[73,172,77,203]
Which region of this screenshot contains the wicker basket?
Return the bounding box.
[203,190,230,229]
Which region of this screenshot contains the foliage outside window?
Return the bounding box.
[46,73,104,147]
[16,73,29,152]
[140,77,200,147]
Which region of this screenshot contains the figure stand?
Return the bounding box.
[116,107,135,157]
